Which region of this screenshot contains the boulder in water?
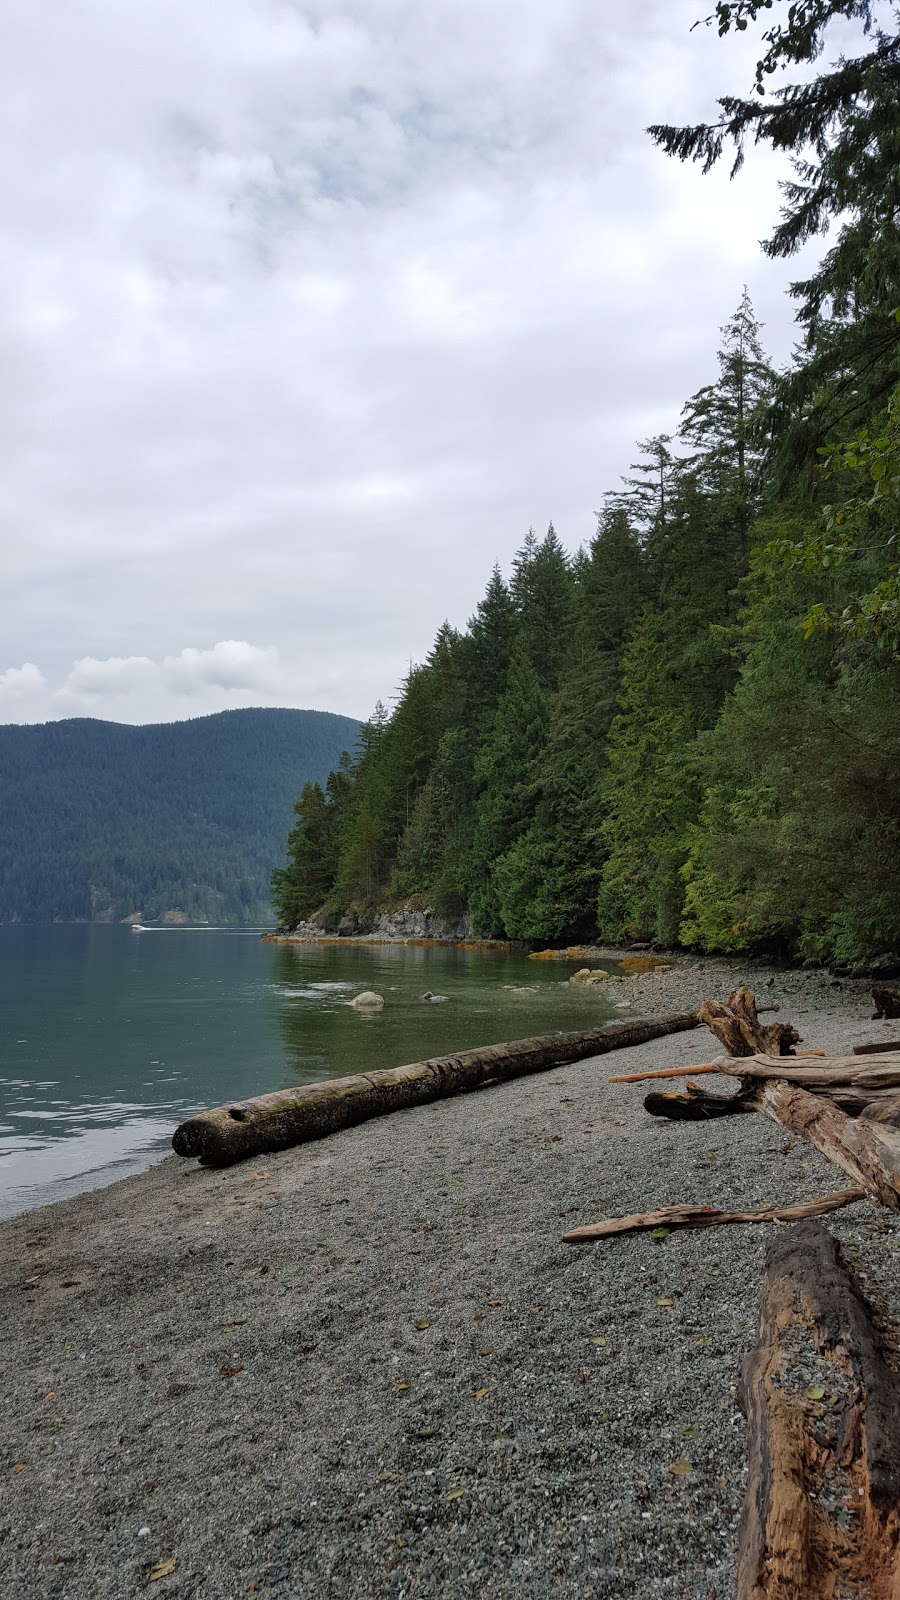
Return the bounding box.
[350,991,384,1010]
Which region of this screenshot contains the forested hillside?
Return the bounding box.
[272,3,900,965]
[0,708,359,924]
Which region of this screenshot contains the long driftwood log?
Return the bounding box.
[737,1220,900,1600]
[561,1188,866,1243]
[172,1011,701,1167]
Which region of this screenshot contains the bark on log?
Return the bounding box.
[697,985,801,1057]
[737,1221,900,1600]
[561,1188,865,1243]
[172,1011,701,1167]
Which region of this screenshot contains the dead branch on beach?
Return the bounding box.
[171,1010,701,1167]
[561,1188,866,1242]
[567,988,900,1241]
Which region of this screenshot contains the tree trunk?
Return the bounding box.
[172,1011,701,1167]
[643,1083,758,1120]
[737,1221,900,1600]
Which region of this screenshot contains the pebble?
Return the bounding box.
[1,955,896,1598]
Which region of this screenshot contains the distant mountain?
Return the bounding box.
[0,707,361,925]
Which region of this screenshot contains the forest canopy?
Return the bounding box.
[272,1,900,964]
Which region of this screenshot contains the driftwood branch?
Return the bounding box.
[172,1010,701,1167]
[642,1067,900,1204]
[610,1050,825,1085]
[643,1054,900,1119]
[737,1221,900,1600]
[561,1188,865,1244]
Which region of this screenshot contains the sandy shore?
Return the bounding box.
[3,957,899,1599]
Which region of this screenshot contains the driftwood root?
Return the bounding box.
[698,985,801,1057]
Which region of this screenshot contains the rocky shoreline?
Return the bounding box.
[3,960,899,1598]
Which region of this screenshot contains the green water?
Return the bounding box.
[0,925,619,1217]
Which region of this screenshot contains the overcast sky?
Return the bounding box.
[1,0,840,727]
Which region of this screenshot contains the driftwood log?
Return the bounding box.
[570,985,900,1240]
[172,1011,701,1166]
[643,1052,900,1120]
[737,1221,900,1600]
[640,1057,900,1207]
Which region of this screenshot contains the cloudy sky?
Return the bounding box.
[1,0,839,726]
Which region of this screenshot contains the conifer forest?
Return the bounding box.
[273,2,900,964]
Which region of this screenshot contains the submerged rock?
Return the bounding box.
[350,991,384,1010]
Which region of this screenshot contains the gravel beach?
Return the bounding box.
[3,956,900,1599]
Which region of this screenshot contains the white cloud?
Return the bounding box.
[61,655,156,699]
[163,640,283,695]
[0,0,842,726]
[0,642,294,724]
[0,662,46,699]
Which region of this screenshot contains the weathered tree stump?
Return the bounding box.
[697,985,801,1057]
[872,986,900,1020]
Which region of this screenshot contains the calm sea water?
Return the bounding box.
[0,925,618,1217]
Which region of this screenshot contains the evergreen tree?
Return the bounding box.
[467,638,550,936]
[605,433,677,540]
[511,524,574,688]
[596,612,697,944]
[679,288,776,572]
[271,781,335,927]
[649,1,900,449]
